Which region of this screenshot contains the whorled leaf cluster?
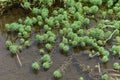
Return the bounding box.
[3,0,120,79]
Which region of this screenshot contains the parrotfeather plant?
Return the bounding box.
[101,74,109,80]
[41,54,51,62]
[32,62,40,70]
[113,62,120,70]
[53,70,62,78]
[5,40,12,47]
[9,45,20,54]
[42,61,51,69]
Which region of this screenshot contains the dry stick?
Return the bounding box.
[98,63,101,75]
[109,73,120,77]
[16,54,22,66]
[106,69,119,72]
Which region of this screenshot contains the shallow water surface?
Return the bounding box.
[0,5,120,80]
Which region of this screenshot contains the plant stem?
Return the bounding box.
[104,29,118,44]
[98,63,101,75]
[16,54,22,66]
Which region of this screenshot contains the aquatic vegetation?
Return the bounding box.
[59,42,65,49]
[24,17,33,26]
[37,15,42,21]
[97,40,103,46]
[24,40,31,47]
[62,45,69,52]
[39,49,45,55]
[23,31,30,38]
[32,62,40,70]
[48,36,56,43]
[101,74,109,80]
[113,62,120,70]
[32,8,40,15]
[101,56,109,63]
[41,8,49,18]
[44,25,51,31]
[90,0,102,5]
[25,26,32,32]
[36,34,44,42]
[42,62,51,69]
[18,18,23,24]
[9,45,20,54]
[107,0,113,7]
[23,2,31,9]
[53,70,62,78]
[5,40,12,47]
[41,54,51,62]
[115,36,120,43]
[59,42,69,52]
[5,22,20,31]
[45,17,54,27]
[20,38,25,44]
[107,9,113,15]
[62,37,68,44]
[45,43,52,50]
[83,18,90,24]
[79,77,84,80]
[87,28,105,40]
[3,0,120,79]
[89,5,99,13]
[111,45,120,55]
[32,17,37,24]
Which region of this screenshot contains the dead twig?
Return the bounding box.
[109,73,120,77]
[98,63,102,75]
[16,54,22,66]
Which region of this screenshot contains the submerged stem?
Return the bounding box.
[104,29,118,44]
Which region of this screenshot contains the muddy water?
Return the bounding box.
[0,6,119,80]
